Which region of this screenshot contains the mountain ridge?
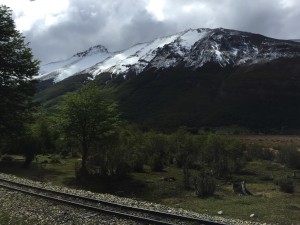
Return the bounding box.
[37,28,300,84]
[35,28,300,130]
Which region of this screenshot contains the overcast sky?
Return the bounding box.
[2,0,300,64]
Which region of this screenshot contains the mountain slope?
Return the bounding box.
[38,28,300,84]
[114,56,300,129]
[36,28,300,130]
[38,45,111,82]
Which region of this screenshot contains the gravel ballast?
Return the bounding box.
[0,173,269,225]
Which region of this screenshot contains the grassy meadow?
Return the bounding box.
[0,135,300,224]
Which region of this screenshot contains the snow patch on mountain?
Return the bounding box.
[38,45,111,82]
[85,29,213,77]
[89,34,182,76]
[38,28,300,83]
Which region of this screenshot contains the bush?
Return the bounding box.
[50,155,62,164]
[276,177,294,193]
[1,155,13,162]
[276,144,300,169]
[246,144,275,161]
[119,126,146,173]
[204,134,246,177]
[71,149,81,158]
[145,132,169,172]
[60,149,69,159]
[194,171,216,197]
[149,153,164,171]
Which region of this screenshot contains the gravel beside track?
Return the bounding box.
[0,173,269,225]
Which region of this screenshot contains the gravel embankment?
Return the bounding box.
[0,173,269,225]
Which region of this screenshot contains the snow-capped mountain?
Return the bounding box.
[38,28,300,83]
[38,45,111,82]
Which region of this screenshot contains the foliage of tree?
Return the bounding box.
[89,128,129,176]
[204,134,245,177]
[0,5,39,142]
[145,131,169,172]
[4,108,56,168]
[170,128,202,188]
[246,143,275,161]
[276,144,300,170]
[57,85,120,173]
[84,125,147,177]
[276,177,295,193]
[29,109,56,154]
[118,125,146,172]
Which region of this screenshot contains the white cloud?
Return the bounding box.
[2,0,69,31]
[279,0,296,8]
[2,0,300,63]
[146,0,165,21]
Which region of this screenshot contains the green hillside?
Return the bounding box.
[34,57,300,130]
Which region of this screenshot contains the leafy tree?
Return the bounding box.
[0,5,39,142]
[90,128,132,176]
[204,134,245,177]
[29,108,57,154]
[14,109,56,168]
[57,85,120,173]
[171,128,200,188]
[118,125,146,172]
[145,131,169,172]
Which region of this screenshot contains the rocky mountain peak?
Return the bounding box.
[38,28,300,83]
[74,45,108,57]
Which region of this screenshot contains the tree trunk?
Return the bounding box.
[232,181,252,195]
[81,141,88,174]
[22,153,35,169]
[183,165,190,189]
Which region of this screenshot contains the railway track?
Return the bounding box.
[0,177,227,225]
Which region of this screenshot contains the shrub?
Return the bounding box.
[276,144,300,169]
[194,171,216,197]
[204,134,246,177]
[50,155,62,164]
[1,155,13,162]
[149,152,165,172]
[260,174,274,181]
[145,132,169,172]
[71,149,81,158]
[276,177,294,193]
[246,144,275,161]
[119,126,146,173]
[60,149,69,159]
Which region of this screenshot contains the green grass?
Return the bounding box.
[0,155,78,186]
[130,162,300,225]
[0,155,299,224]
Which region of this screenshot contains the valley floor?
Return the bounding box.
[0,135,299,225]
